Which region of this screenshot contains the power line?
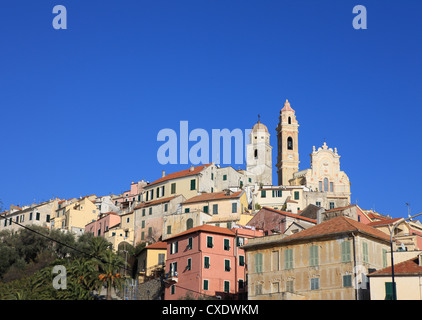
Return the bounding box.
[0,214,132,274]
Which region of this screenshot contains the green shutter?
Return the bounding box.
[207,236,213,248]
[341,241,351,262]
[203,205,209,213]
[285,249,293,269]
[224,281,230,292]
[232,203,237,213]
[382,249,387,268]
[239,255,245,266]
[385,282,396,300]
[363,242,369,263]
[255,253,263,273]
[310,245,319,267]
[261,190,266,198]
[204,256,210,268]
[294,191,300,200]
[190,179,196,190]
[203,279,209,290]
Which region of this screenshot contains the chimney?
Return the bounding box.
[162,170,166,178]
[190,165,194,172]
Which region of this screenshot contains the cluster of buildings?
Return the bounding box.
[1,99,422,300]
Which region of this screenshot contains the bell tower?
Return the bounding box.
[276,99,300,185]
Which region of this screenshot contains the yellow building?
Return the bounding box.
[243,216,390,300]
[136,241,167,283]
[51,195,98,235]
[105,211,135,250]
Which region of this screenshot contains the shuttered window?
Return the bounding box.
[284,249,293,270]
[255,253,263,273]
[341,241,351,262]
[309,245,319,267]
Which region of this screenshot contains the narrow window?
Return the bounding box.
[204,256,210,269]
[203,279,209,290]
[255,253,263,273]
[224,239,230,251]
[287,137,293,150]
[288,116,291,124]
[186,218,193,230]
[212,204,218,215]
[254,149,258,159]
[324,178,329,192]
[207,236,213,248]
[232,203,237,213]
[190,179,196,190]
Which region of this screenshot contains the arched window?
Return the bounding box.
[324,178,329,192]
[288,117,291,124]
[254,149,258,159]
[287,137,293,150]
[186,218,193,230]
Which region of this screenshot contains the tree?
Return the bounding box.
[96,248,124,300]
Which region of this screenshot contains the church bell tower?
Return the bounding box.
[276,99,300,185]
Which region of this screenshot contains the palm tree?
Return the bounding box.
[96,249,124,300]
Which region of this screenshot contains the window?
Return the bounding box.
[261,190,266,198]
[171,183,176,194]
[255,253,263,273]
[341,241,351,262]
[170,241,178,254]
[186,218,193,230]
[285,249,293,270]
[343,275,352,287]
[382,249,387,268]
[224,259,231,271]
[288,116,291,124]
[271,251,279,271]
[158,253,165,265]
[330,182,334,192]
[272,190,282,197]
[385,282,396,300]
[126,217,130,223]
[164,204,168,212]
[203,279,209,290]
[149,207,152,215]
[212,204,218,215]
[254,149,258,159]
[316,201,321,207]
[187,237,193,250]
[224,281,230,293]
[287,137,293,150]
[310,278,319,290]
[141,220,145,228]
[211,173,214,180]
[184,208,190,213]
[309,245,319,267]
[36,212,40,221]
[171,285,175,295]
[329,202,335,209]
[239,255,245,266]
[239,279,244,290]
[150,189,154,200]
[362,242,369,263]
[294,191,300,200]
[142,209,145,216]
[223,175,227,181]
[148,227,152,237]
[224,239,230,251]
[324,178,329,192]
[204,256,210,269]
[141,232,144,240]
[190,179,196,190]
[203,205,209,214]
[272,282,280,293]
[255,284,262,295]
[29,212,33,220]
[187,258,192,271]
[232,203,237,213]
[286,280,294,293]
[318,181,322,192]
[237,237,245,247]
[167,225,171,234]
[207,236,213,248]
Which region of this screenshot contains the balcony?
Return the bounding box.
[163,271,178,284]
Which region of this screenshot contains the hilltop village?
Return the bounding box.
[2,100,422,300]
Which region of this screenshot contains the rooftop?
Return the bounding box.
[182,191,243,205]
[146,163,212,187]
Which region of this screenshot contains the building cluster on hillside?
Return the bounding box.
[1,99,422,300]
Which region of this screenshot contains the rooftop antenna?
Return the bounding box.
[406,203,411,220]
[258,114,261,122]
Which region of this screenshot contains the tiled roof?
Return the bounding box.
[367,218,402,227]
[147,163,212,187]
[281,216,391,242]
[368,256,422,276]
[134,196,177,210]
[164,224,235,241]
[182,191,243,204]
[261,207,317,224]
[145,241,167,250]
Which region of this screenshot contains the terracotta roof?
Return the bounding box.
[182,191,243,204]
[145,241,167,250]
[367,218,402,227]
[368,256,422,276]
[261,207,317,224]
[164,224,235,241]
[324,204,357,213]
[147,163,212,187]
[281,216,391,243]
[134,196,177,209]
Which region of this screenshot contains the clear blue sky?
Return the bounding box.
[0,0,421,220]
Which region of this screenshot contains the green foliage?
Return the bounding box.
[0,226,128,300]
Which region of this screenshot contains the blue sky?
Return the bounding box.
[0,0,421,220]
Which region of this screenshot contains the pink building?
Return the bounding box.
[163,224,264,300]
[85,212,121,237]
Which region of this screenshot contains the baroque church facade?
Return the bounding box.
[247,99,351,211]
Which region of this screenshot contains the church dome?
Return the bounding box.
[252,121,269,133]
